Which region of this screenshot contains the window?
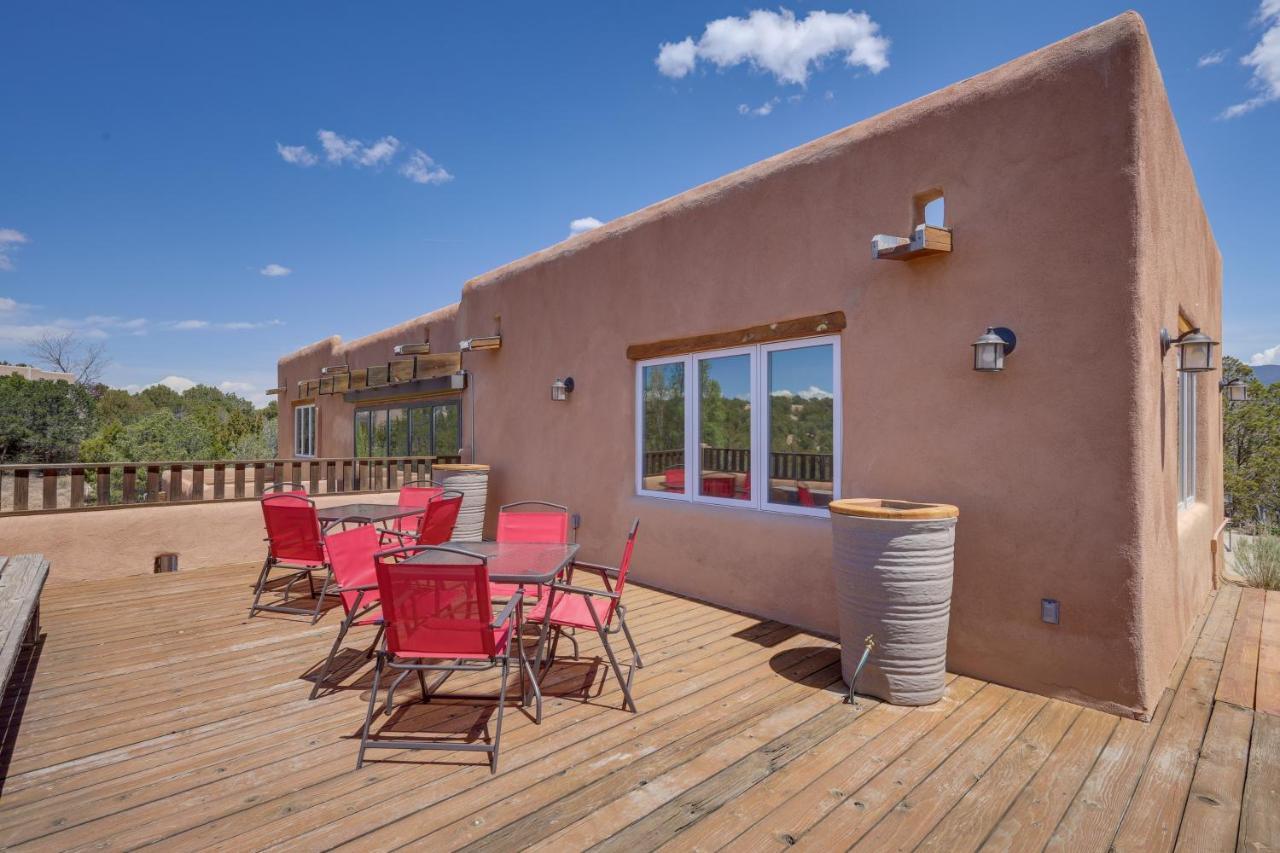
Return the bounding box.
[1178,370,1196,506]
[354,399,461,458]
[293,404,316,458]
[636,336,840,516]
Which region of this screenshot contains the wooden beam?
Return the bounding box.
[414,352,463,380]
[625,311,846,361]
[388,359,415,384]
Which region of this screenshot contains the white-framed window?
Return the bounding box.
[635,335,840,517]
[1177,370,1196,506]
[294,404,317,458]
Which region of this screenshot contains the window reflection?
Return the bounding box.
[698,353,751,501]
[641,362,685,493]
[766,344,834,508]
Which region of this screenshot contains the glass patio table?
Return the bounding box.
[315,503,421,528]
[402,540,580,720]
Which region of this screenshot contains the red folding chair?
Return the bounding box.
[263,481,308,496]
[357,545,537,773]
[526,519,642,713]
[250,492,335,623]
[663,466,685,491]
[797,482,816,507]
[389,479,444,534]
[492,500,572,601]
[413,490,464,545]
[309,520,394,699]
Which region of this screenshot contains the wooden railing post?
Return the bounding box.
[192,464,205,501]
[213,464,226,500]
[233,463,246,499]
[253,463,265,497]
[42,468,58,510]
[70,467,85,508]
[12,469,28,511]
[146,466,161,502]
[168,464,183,502]
[96,466,110,507]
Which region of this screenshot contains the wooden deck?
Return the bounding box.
[0,563,1277,851]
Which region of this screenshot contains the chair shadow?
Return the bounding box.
[0,633,44,797]
[733,622,800,648]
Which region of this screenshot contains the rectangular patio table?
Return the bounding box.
[403,540,580,718]
[315,503,421,528]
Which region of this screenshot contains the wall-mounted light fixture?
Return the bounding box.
[320,364,349,375]
[972,327,1017,372]
[460,335,502,352]
[393,343,430,356]
[551,377,575,401]
[450,370,468,390]
[1161,328,1219,373]
[1220,377,1250,404]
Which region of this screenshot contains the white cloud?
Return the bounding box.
[569,216,604,236]
[163,319,283,332]
[260,263,292,277]
[771,385,834,400]
[1198,49,1230,67]
[1221,0,1280,118]
[156,375,196,393]
[656,37,698,78]
[656,9,890,87]
[1249,343,1280,365]
[0,297,18,312]
[279,131,451,185]
[738,97,780,116]
[276,143,318,167]
[400,149,453,185]
[0,228,30,272]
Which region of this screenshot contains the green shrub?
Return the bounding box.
[1234,534,1280,591]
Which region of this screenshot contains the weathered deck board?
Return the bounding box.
[1218,587,1266,708]
[0,566,1274,852]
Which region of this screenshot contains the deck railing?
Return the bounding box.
[642,448,834,482]
[0,455,462,515]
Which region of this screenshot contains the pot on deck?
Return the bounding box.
[829,498,959,706]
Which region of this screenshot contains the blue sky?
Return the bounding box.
[2,1,1277,404]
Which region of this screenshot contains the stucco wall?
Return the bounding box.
[273,13,1220,718]
[1131,22,1224,709]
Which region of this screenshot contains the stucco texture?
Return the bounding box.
[274,13,1220,718]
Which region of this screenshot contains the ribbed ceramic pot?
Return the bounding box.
[432,463,490,542]
[829,498,959,706]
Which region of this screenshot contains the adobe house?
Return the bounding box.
[276,12,1223,719]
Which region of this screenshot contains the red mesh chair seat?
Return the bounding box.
[392,481,445,533]
[390,625,512,661]
[525,593,609,631]
[414,491,463,545]
[308,521,388,699]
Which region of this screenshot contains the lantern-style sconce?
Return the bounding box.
[1220,378,1250,404]
[450,370,468,390]
[393,342,430,356]
[972,327,1017,372]
[551,377,575,401]
[1161,328,1219,373]
[320,364,349,375]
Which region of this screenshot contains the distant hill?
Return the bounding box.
[1252,364,1280,385]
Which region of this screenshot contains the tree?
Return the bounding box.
[0,374,97,463]
[1222,356,1280,528]
[25,331,109,386]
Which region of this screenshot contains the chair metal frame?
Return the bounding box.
[535,518,643,713]
[407,489,465,545]
[492,500,576,602]
[388,479,446,534]
[250,492,337,623]
[356,545,540,774]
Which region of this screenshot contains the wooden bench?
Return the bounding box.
[0,554,48,690]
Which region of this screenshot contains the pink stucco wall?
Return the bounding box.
[273,13,1221,718]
